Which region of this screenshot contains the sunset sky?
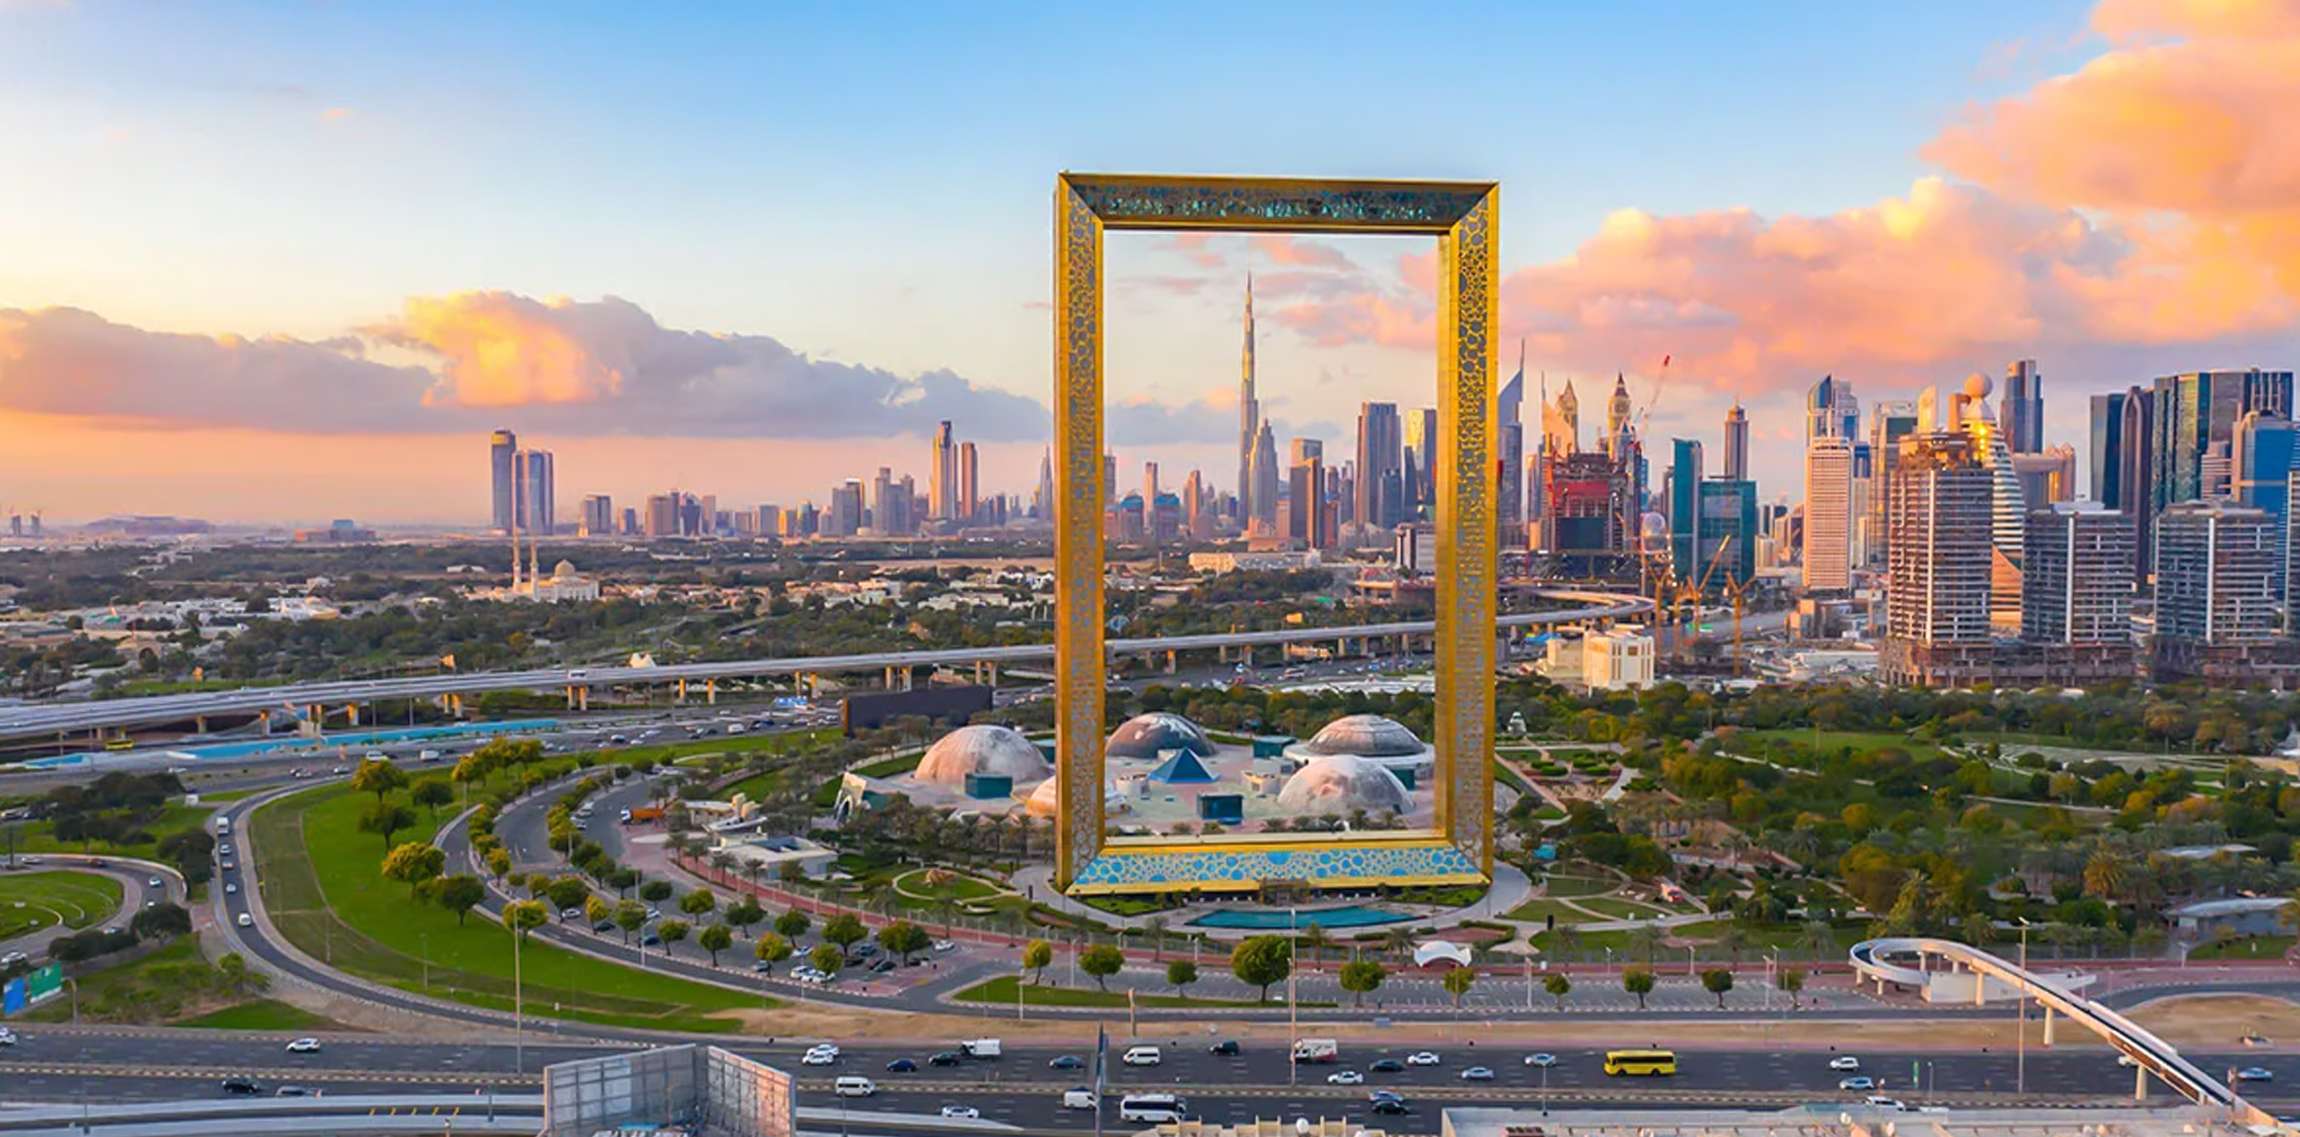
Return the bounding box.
[2,0,2296,526]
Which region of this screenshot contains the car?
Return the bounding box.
[1864,1095,1908,1111]
[1523,1053,1557,1068]
[1460,1066,1495,1081]
[594,920,617,934]
[2244,1035,2274,1048]
[1209,1040,1240,1056]
[1371,1098,1410,1116]
[640,933,661,947]
[2117,1054,2139,1067]
[1369,1058,1404,1073]
[274,1085,309,1097]
[851,943,880,958]
[870,958,898,973]
[225,883,238,895]
[0,1027,17,1046]
[1049,1055,1085,1070]
[1121,1045,1161,1067]
[940,1106,980,1120]
[1829,1056,1861,1072]
[285,1038,322,1053]
[559,907,582,920]
[220,1079,262,1096]
[236,913,253,927]
[933,939,957,953]
[2238,1067,2276,1082]
[929,1051,962,1067]
[1327,1070,1364,1086]
[885,1058,917,1073]
[147,877,162,887]
[1406,1051,1441,1066]
[832,1076,875,1098]
[802,1046,839,1066]
[1839,1076,1876,1091]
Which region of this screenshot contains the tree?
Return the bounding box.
[699,923,734,966]
[640,880,674,904]
[2083,848,2129,901]
[584,894,612,927]
[1079,944,1125,991]
[659,918,691,948]
[775,909,812,941]
[1166,959,1198,996]
[1777,967,1806,1009]
[216,951,262,997]
[434,875,488,925]
[679,889,718,918]
[1338,959,1386,1007]
[822,912,866,950]
[359,801,417,851]
[726,899,765,931]
[1230,935,1292,1003]
[485,848,512,879]
[1441,966,1476,1007]
[756,931,793,967]
[352,758,409,804]
[1023,939,1054,984]
[1545,972,1573,1011]
[130,901,191,941]
[503,899,548,939]
[381,842,446,895]
[1300,922,1330,964]
[410,779,454,819]
[808,943,844,976]
[1143,916,1168,961]
[1627,922,1664,963]
[878,919,931,963]
[614,899,646,942]
[1622,965,1656,1010]
[545,876,590,917]
[1700,967,1734,1008]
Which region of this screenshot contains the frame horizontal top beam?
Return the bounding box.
[1060,171,1495,234]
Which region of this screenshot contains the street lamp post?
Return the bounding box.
[514,922,526,1076]
[1288,904,1299,1088]
[2015,918,2031,1095]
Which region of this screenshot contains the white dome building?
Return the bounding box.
[914,724,1051,789]
[1282,714,1435,783]
[1106,712,1215,761]
[1023,775,1062,818]
[1276,753,1413,816]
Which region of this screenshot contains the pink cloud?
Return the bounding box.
[1251,234,1355,271]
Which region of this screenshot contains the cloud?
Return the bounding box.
[2090,0,2300,41]
[1251,234,1355,271]
[0,293,1060,441]
[1164,235,1224,270]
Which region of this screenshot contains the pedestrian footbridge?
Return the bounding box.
[1851,937,2265,1122]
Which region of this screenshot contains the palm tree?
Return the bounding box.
[1143,917,1168,962]
[1716,926,1750,966]
[1629,922,1664,963]
[1383,926,1414,963]
[1552,924,1584,964]
[1800,919,1835,962]
[1301,922,1330,966]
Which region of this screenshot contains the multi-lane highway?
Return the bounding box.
[0,591,1652,741]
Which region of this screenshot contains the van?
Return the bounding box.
[216,817,233,835]
[958,1038,1002,1059]
[833,1077,876,1098]
[1121,1045,1162,1067]
[1062,1089,1098,1110]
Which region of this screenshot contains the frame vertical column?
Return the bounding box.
[1052,179,1108,889]
[1436,187,1499,874]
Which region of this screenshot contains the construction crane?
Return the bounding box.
[1721,572,1755,678]
[1671,535,1733,661]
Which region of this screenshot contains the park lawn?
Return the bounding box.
[254,781,774,1034]
[1574,896,1668,920]
[0,869,124,939]
[9,801,214,859]
[20,935,201,1022]
[893,869,1000,903]
[953,974,1327,1009]
[613,728,837,771]
[1535,873,1616,898]
[173,998,356,1031]
[194,789,258,803]
[1500,897,1592,925]
[1740,729,1949,763]
[2190,935,2294,961]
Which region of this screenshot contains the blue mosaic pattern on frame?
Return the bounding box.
[1072,843,1483,888]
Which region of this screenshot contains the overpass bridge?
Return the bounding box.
[1849,937,2271,1124]
[0,590,1650,743]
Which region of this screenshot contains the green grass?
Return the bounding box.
[21,935,199,1022]
[2190,934,2294,961]
[1536,873,1616,898]
[1574,896,1667,920]
[1739,729,1948,763]
[616,728,836,771]
[255,781,775,1034]
[173,998,352,1031]
[892,868,999,903]
[0,869,123,939]
[8,801,213,859]
[194,788,258,803]
[1500,897,1592,924]
[953,974,1326,1009]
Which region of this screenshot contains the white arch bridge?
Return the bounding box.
[1851,937,2271,1123]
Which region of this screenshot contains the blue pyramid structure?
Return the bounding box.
[1146,748,1216,784]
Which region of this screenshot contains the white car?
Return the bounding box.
[802,1045,840,1065]
[0,1027,17,1046]
[1327,1070,1364,1086]
[285,1038,321,1053]
[1406,1051,1441,1066]
[1865,1095,1908,1111]
[933,939,957,953]
[236,913,253,927]
[225,883,238,895]
[1523,1053,1556,1068]
[1829,1056,1861,1071]
[940,1106,980,1119]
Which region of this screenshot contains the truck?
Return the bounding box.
[958,1039,1002,1059]
[625,806,664,825]
[1291,1038,1339,1064]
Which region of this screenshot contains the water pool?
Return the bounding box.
[1187,904,1410,930]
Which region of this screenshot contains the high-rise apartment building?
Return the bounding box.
[2089,390,2128,508]
[1355,401,1403,534]
[2233,411,2297,517]
[2022,502,2133,645]
[1721,400,1748,482]
[930,421,956,521]
[1182,469,1213,542]
[827,480,866,537]
[521,450,555,536]
[958,442,979,525]
[489,429,520,533]
[1668,438,1755,589]
[579,494,613,538]
[1404,406,1437,517]
[2001,359,2044,453]
[1801,436,1853,592]
[1497,352,1525,539]
[1237,276,1261,525]
[1881,431,1994,685]
[620,507,639,536]
[2153,501,2280,680]
[870,467,905,536]
[1286,455,1328,549]
[644,493,679,538]
[1865,401,1917,568]
[2150,369,2294,511]
[1806,375,1858,442]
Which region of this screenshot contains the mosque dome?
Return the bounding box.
[1295,714,1428,759]
[552,559,578,578]
[1106,712,1214,760]
[915,724,1051,788]
[1276,753,1413,816]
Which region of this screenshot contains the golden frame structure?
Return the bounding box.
[1053,173,1500,894]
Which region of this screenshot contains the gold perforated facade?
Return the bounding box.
[1053,172,1498,893]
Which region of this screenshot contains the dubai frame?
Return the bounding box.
[1052,172,1500,896]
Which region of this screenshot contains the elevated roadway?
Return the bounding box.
[1850,937,2269,1123]
[0,590,1650,742]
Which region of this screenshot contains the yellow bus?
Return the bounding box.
[103,738,134,752]
[1603,1049,1677,1076]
